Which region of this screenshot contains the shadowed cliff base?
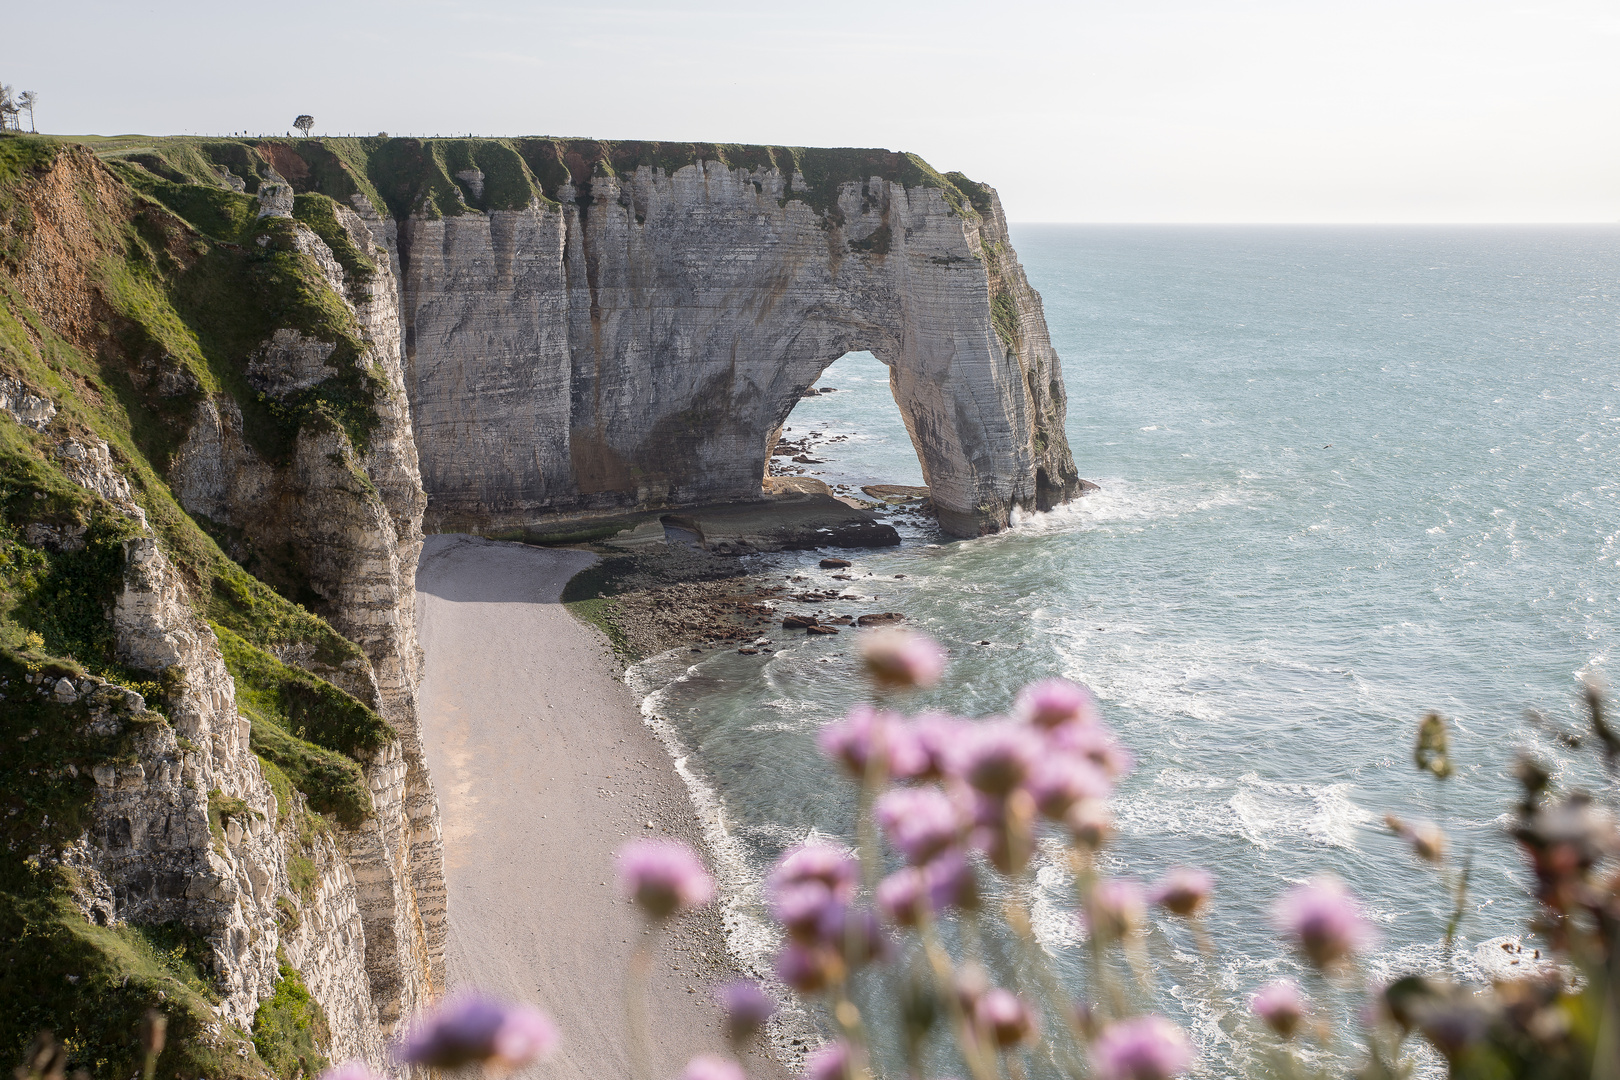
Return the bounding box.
[79,134,1083,539]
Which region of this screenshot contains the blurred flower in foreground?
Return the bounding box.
[960,722,1041,796]
[1027,752,1112,821]
[769,844,857,904]
[1250,980,1307,1038]
[1150,867,1214,917]
[718,980,776,1046]
[860,628,946,690]
[399,994,558,1070]
[681,1053,747,1080]
[775,942,834,994]
[1384,814,1448,864]
[318,1064,381,1080]
[1272,875,1377,970]
[1086,878,1147,941]
[875,786,961,863]
[1091,1015,1194,1080]
[616,839,715,920]
[1014,677,1101,730]
[318,1064,386,1080]
[975,988,1039,1048]
[1066,798,1113,851]
[819,706,926,780]
[806,1040,852,1080]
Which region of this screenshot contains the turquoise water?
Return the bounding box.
[631,226,1620,1075]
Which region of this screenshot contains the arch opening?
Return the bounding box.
[763,351,934,521]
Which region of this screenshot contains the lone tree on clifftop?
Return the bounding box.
[293,114,314,137]
[18,91,37,132]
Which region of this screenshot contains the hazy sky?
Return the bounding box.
[8,0,1618,222]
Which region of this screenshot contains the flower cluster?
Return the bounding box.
[396,993,559,1071]
[292,640,1615,1080]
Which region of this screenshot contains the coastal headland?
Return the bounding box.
[0,131,1075,1075]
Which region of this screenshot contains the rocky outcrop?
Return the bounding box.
[395,153,1080,538]
[57,537,383,1063]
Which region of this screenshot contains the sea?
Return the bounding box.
[626,226,1620,1076]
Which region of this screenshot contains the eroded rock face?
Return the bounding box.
[71,538,383,1063]
[397,162,1080,537]
[169,211,443,1038]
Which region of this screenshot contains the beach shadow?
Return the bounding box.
[415,534,597,605]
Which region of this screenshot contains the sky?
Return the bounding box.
[6,0,1618,222]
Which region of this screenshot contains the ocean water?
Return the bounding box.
[628,226,1620,1075]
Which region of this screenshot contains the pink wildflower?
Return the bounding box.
[770,880,836,941]
[860,629,946,690]
[974,988,1039,1047]
[1149,867,1214,917]
[874,787,962,863]
[616,840,715,920]
[968,788,1036,875]
[318,1063,384,1080]
[1085,878,1147,940]
[775,942,833,994]
[1091,1015,1194,1080]
[399,994,559,1070]
[924,849,979,911]
[959,722,1041,796]
[818,705,927,780]
[1014,678,1101,730]
[1049,723,1135,779]
[876,867,929,926]
[769,844,857,903]
[1026,752,1112,820]
[682,1055,746,1080]
[1272,875,1377,970]
[1065,798,1113,851]
[1250,980,1307,1038]
[806,1041,852,1080]
[718,980,775,1045]
[909,713,972,780]
[814,903,889,966]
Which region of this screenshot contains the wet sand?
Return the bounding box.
[415,535,781,1080]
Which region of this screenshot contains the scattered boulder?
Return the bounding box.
[827,615,853,626]
[820,558,852,569]
[806,624,840,635]
[856,613,905,627]
[782,614,819,629]
[831,574,852,580]
[737,647,759,655]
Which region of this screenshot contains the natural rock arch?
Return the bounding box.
[394,147,1081,537]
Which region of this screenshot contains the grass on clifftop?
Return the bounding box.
[83,133,993,228]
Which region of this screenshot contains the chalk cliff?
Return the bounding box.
[392,144,1079,537]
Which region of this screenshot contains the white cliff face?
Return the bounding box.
[397,161,1079,537]
[58,537,380,1064]
[168,214,443,1041]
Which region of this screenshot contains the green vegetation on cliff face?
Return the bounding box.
[252,954,329,1080]
[0,135,390,1076]
[0,653,269,1080]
